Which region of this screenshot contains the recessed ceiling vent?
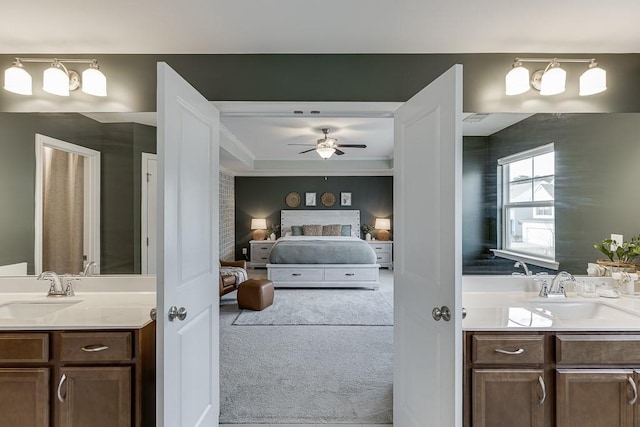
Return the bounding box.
[463,113,491,123]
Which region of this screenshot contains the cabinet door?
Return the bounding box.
[473,369,546,427]
[0,368,49,427]
[57,366,131,427]
[557,369,634,427]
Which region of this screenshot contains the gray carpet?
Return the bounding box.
[220,287,393,424]
[233,289,393,326]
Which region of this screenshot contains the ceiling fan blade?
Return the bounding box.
[334,149,345,155]
[336,144,367,148]
[298,148,317,154]
[288,143,317,146]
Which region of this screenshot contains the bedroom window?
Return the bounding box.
[498,143,555,262]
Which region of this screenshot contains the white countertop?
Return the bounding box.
[0,276,156,330]
[462,275,640,331]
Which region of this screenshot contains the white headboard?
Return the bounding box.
[280,210,361,238]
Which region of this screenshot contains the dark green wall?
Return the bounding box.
[464,113,640,275]
[1,54,640,113]
[234,176,393,260]
[0,113,156,274]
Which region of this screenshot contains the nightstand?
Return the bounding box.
[249,240,276,268]
[367,240,393,269]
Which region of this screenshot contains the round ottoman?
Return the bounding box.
[237,278,274,311]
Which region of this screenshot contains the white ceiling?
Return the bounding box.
[2,0,639,54]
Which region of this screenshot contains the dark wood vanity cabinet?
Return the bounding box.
[465,332,640,427]
[0,324,155,427]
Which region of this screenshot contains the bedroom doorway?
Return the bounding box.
[216,64,463,425]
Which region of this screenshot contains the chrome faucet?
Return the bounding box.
[82,261,96,276]
[37,271,65,297]
[513,261,532,276]
[545,271,574,298]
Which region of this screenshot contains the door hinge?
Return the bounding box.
[146,172,151,182]
[146,237,149,246]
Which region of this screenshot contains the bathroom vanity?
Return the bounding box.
[0,276,156,427]
[462,276,640,427]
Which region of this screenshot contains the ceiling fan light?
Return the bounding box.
[579,62,606,96]
[316,146,336,159]
[43,63,70,96]
[4,62,32,95]
[505,61,530,95]
[82,65,107,96]
[539,61,566,96]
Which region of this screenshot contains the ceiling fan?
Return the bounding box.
[289,128,367,159]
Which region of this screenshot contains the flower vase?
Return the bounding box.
[365,233,372,241]
[270,233,276,241]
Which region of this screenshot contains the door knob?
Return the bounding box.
[432,306,451,321]
[462,307,467,319]
[168,306,188,321]
[150,307,157,321]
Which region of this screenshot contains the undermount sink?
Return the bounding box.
[0,300,81,319]
[527,301,639,321]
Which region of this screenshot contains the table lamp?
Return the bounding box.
[251,218,267,240]
[374,218,391,241]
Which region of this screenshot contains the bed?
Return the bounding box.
[266,210,380,289]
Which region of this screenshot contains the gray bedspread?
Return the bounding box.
[269,238,377,264]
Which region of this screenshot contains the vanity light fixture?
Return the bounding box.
[4,57,107,96]
[505,57,606,96]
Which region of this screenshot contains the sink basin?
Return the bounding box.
[0,300,81,319]
[527,301,639,321]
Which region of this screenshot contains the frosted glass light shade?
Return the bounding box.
[539,66,566,96]
[82,67,107,96]
[43,65,69,96]
[4,64,32,95]
[316,146,336,159]
[579,66,606,96]
[505,65,530,95]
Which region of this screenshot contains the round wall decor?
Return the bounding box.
[285,192,301,207]
[321,192,336,207]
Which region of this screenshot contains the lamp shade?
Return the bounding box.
[539,63,566,96]
[251,218,267,230]
[505,63,530,95]
[374,218,391,230]
[316,146,335,159]
[82,67,107,96]
[4,63,32,95]
[43,64,69,96]
[579,65,606,96]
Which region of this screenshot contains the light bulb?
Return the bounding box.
[82,66,107,96]
[316,146,336,159]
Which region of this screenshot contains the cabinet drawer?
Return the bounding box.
[472,335,545,364]
[58,332,132,362]
[325,268,378,282]
[0,333,49,363]
[556,334,640,365]
[270,268,324,282]
[370,244,391,254]
[252,245,272,262]
[373,253,391,264]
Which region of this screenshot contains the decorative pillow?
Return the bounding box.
[341,225,352,236]
[322,224,342,236]
[302,224,323,236]
[291,225,303,236]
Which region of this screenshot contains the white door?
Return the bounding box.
[393,64,463,426]
[157,62,220,426]
[141,153,157,274]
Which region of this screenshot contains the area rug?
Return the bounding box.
[232,288,393,326]
[219,302,393,424]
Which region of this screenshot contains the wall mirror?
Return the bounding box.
[0,112,157,275]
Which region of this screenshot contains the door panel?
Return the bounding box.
[157,62,220,426]
[394,64,463,426]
